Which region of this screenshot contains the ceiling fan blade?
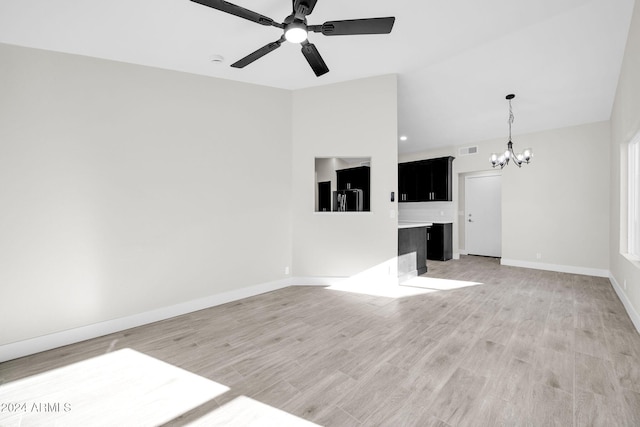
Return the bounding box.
[300,41,329,77]
[231,37,285,68]
[293,0,318,17]
[313,17,396,36]
[191,0,279,27]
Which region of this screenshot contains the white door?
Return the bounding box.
[465,174,502,257]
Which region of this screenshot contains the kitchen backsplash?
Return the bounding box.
[398,201,456,223]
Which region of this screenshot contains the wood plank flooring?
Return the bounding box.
[2,255,640,426]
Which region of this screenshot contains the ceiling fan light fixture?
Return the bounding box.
[284,21,308,43]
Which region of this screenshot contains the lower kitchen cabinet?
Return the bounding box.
[427,223,453,261]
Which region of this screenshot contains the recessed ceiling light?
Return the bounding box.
[400,136,408,141]
[210,54,225,64]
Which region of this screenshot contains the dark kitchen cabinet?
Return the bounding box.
[398,156,454,202]
[428,157,454,201]
[427,223,453,261]
[336,166,370,211]
[398,162,418,202]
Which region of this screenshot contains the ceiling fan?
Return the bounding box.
[190,0,396,77]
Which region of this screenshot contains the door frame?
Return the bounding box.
[462,171,502,257]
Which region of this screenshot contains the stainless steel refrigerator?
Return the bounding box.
[333,189,364,212]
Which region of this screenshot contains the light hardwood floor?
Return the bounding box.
[2,256,640,426]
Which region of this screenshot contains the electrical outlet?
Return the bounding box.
[624,279,627,290]
[285,266,290,275]
[536,253,542,260]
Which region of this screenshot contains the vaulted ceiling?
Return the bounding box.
[0,0,634,153]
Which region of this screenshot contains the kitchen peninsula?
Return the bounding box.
[398,222,432,281]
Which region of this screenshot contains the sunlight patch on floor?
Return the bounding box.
[400,276,484,291]
[320,257,485,298]
[0,348,321,426]
[326,276,440,298]
[322,257,451,298]
[0,348,228,426]
[186,396,320,426]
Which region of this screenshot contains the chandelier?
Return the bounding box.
[490,94,532,168]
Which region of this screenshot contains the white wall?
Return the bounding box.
[0,43,293,346]
[400,120,610,275]
[292,75,398,278]
[610,0,640,328]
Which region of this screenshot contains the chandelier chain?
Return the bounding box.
[508,98,514,141]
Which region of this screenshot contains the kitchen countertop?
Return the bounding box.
[398,221,433,229]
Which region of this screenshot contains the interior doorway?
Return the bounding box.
[464,174,502,257]
[318,181,331,212]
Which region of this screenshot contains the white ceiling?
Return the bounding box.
[0,0,634,153]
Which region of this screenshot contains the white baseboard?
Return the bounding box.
[287,276,345,287]
[0,278,310,363]
[500,258,610,278]
[609,275,640,334]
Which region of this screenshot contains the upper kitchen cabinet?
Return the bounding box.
[398,162,417,202]
[398,156,454,202]
[428,156,454,201]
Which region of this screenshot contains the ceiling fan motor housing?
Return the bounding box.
[284,14,308,43]
[284,14,307,29]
